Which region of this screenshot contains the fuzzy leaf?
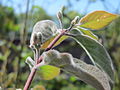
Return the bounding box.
[30,20,68,49]
[43,50,111,90]
[37,65,60,80]
[70,35,114,82]
[30,20,58,48]
[79,11,119,30]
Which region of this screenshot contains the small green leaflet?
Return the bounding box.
[25,57,60,80]
[79,11,119,30]
[37,65,60,80]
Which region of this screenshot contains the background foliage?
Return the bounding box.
[0,0,120,90]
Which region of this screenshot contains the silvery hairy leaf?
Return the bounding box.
[70,35,114,83]
[30,20,59,48]
[42,50,111,90]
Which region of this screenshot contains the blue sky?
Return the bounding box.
[1,0,120,15]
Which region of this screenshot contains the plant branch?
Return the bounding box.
[24,29,67,90]
[23,67,37,90]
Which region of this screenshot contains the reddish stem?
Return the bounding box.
[23,68,37,90]
[45,30,65,51]
[24,30,66,90]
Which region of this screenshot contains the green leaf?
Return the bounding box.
[37,65,60,80]
[70,35,114,82]
[79,11,119,30]
[30,20,68,49]
[43,50,111,90]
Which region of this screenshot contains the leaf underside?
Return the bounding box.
[43,50,111,90]
[71,35,114,82]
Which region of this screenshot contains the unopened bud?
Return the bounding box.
[57,11,63,21]
[60,6,65,13]
[57,11,63,29]
[71,16,80,25]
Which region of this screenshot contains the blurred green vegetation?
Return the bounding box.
[0,2,120,90]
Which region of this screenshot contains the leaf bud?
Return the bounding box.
[57,11,63,22]
[71,16,80,26]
